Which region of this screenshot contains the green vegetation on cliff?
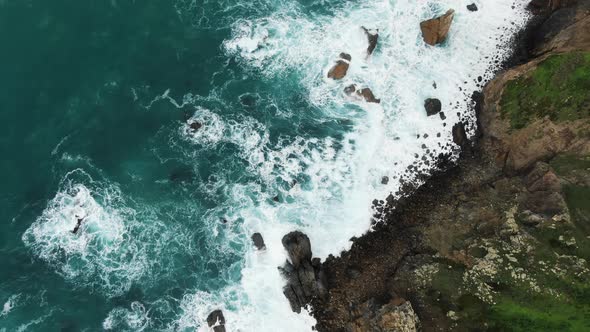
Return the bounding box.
[500,52,590,129]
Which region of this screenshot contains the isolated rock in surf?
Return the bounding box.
[424,98,442,116]
[327,53,351,79]
[361,26,379,56]
[251,232,266,250]
[344,84,381,103]
[420,9,455,46]
[357,88,381,103]
[206,309,226,332]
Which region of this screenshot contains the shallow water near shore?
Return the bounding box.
[0,0,528,330]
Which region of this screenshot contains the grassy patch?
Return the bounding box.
[500,52,590,129]
[549,154,590,176]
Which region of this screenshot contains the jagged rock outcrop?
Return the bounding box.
[420,9,455,46]
[328,53,352,79]
[206,310,226,332]
[467,3,478,11]
[279,231,327,313]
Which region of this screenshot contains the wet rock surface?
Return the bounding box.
[328,53,351,80]
[361,26,379,56]
[206,310,226,332]
[279,231,327,313]
[424,98,442,116]
[420,9,455,46]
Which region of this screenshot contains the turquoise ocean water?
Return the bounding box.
[0,1,528,330]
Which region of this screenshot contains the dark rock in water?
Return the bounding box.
[420,9,455,45]
[273,195,280,202]
[327,53,351,80]
[452,122,468,147]
[189,120,202,132]
[424,98,442,116]
[439,111,447,120]
[282,231,312,268]
[207,310,226,332]
[344,84,356,95]
[357,88,381,103]
[381,176,389,185]
[361,26,379,56]
[432,81,437,89]
[467,3,478,11]
[251,232,266,250]
[279,231,327,313]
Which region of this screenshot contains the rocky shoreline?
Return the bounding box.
[306,1,590,331]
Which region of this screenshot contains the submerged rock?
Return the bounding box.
[420,9,455,46]
[361,26,379,56]
[189,120,202,132]
[251,232,266,250]
[467,3,478,11]
[279,231,327,313]
[206,310,226,332]
[327,53,351,80]
[424,98,442,116]
[344,84,357,95]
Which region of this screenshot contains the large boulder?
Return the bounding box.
[327,53,352,80]
[420,9,455,46]
[279,231,327,313]
[424,98,442,116]
[206,310,226,332]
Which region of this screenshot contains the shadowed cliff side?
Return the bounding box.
[311,1,590,331]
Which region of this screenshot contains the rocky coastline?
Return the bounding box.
[305,1,590,331]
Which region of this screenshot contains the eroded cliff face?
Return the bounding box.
[311,2,590,331]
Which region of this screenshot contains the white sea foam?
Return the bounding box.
[178,0,529,331]
[103,302,151,331]
[1,294,21,317]
[22,169,184,297]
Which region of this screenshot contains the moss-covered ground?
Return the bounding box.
[500,52,590,129]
